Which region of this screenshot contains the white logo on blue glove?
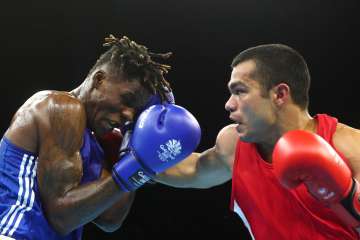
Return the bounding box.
[157,139,182,162]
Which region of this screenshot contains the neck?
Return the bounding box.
[279,105,314,132]
[257,104,315,162]
[70,80,88,102]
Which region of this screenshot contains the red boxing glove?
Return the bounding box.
[273,130,360,228]
[97,128,123,165]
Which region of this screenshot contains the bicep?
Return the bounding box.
[193,124,238,187]
[36,94,86,208]
[37,142,83,207]
[194,147,233,187]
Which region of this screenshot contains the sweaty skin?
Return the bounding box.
[156,60,360,192]
[4,88,135,235]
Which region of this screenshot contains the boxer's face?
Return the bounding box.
[86,70,149,137]
[225,60,277,142]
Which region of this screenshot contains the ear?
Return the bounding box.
[91,70,106,89]
[271,83,290,107]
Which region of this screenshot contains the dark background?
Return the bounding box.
[1,0,360,239]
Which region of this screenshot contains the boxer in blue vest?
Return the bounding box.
[0,34,200,240]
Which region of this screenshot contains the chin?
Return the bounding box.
[98,129,112,138]
[94,121,110,136]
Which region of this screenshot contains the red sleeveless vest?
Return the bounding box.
[230,114,358,240]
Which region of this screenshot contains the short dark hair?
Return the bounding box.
[90,34,172,103]
[231,44,310,109]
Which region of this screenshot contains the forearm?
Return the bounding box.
[45,176,125,235]
[157,169,230,189]
[92,192,136,232]
[156,168,197,188]
[155,151,231,189]
[155,153,202,188]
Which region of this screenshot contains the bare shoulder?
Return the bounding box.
[5,90,85,153]
[215,124,239,154]
[215,124,239,166]
[34,91,87,209]
[333,123,360,154]
[333,123,360,174]
[35,91,86,153]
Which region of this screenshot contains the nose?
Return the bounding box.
[121,107,136,122]
[225,95,236,112]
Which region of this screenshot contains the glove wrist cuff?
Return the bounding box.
[112,150,152,192]
[341,178,360,220]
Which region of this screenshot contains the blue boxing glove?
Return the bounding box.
[112,103,201,192]
[120,89,175,134]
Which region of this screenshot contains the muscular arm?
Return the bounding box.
[92,169,135,232]
[155,124,239,189]
[36,94,127,235]
[333,123,360,182]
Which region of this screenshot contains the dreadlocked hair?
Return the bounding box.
[90,34,173,102]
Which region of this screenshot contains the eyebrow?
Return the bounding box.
[228,81,247,91]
